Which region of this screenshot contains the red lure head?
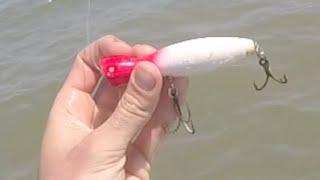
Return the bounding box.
[99,53,157,86]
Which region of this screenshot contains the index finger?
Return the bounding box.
[63,35,132,94]
[42,35,133,160]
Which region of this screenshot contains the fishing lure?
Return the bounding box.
[99,37,288,134]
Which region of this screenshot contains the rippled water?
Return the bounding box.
[1,0,320,179]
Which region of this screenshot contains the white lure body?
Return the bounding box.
[155,37,256,76]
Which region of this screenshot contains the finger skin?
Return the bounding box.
[92,61,163,151]
[53,35,133,127]
[91,37,134,128]
[65,35,131,94]
[134,76,188,161]
[40,35,133,179]
[40,36,190,180]
[130,44,189,162]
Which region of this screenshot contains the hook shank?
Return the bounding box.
[168,77,195,134]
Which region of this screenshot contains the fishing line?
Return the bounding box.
[86,0,91,44]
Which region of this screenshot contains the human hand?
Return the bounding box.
[39,35,188,180]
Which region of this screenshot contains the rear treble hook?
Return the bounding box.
[253,42,288,91]
[168,77,195,134]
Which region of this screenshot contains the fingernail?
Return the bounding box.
[134,63,156,91]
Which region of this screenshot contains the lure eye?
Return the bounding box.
[100,55,137,86]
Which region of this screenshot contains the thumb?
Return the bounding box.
[93,61,163,150]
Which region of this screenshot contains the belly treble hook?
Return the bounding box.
[168,76,195,134]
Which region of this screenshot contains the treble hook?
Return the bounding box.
[168,77,195,134]
[253,42,288,91]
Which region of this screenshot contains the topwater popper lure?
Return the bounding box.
[99,37,288,134]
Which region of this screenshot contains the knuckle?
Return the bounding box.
[100,34,119,43]
[119,92,151,120]
[104,34,116,40]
